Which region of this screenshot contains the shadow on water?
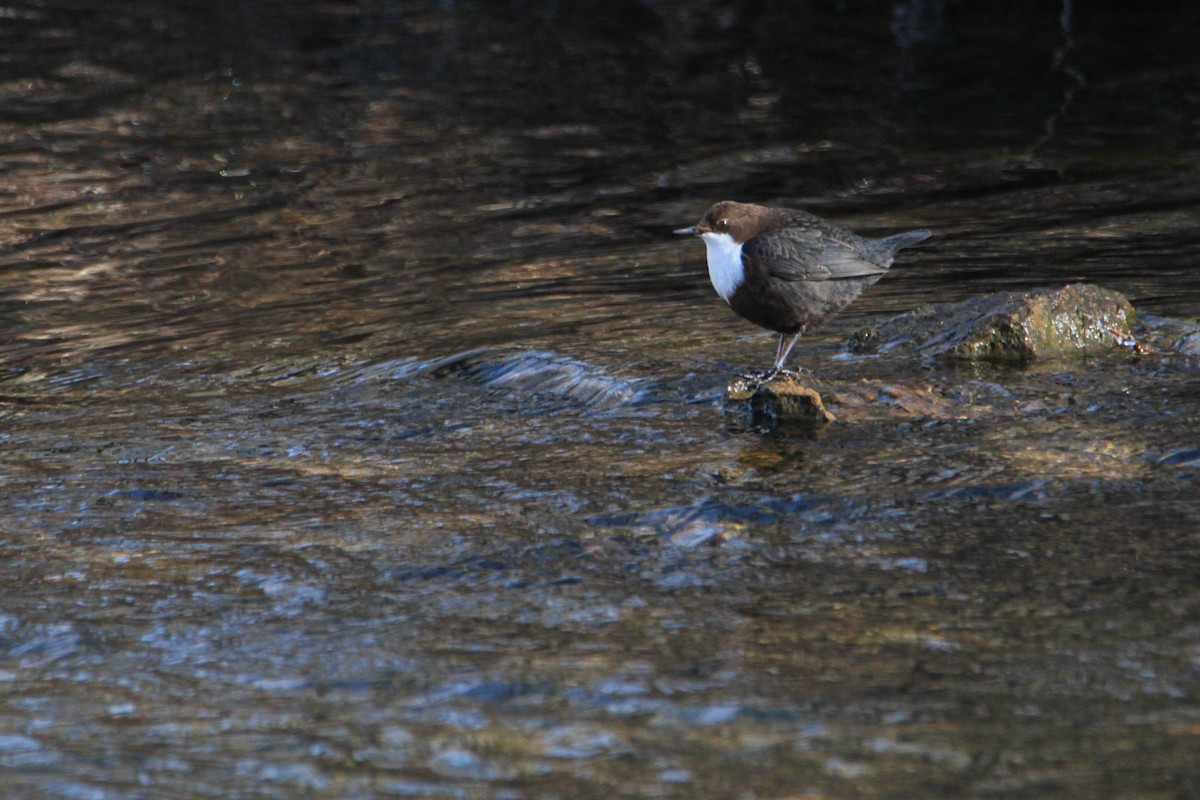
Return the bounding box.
[1,1,1199,798]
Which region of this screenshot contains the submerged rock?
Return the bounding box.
[1175,332,1200,356]
[725,373,835,424]
[1136,314,1200,356]
[857,284,1134,362]
[829,381,978,419]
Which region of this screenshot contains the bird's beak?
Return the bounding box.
[673,226,701,236]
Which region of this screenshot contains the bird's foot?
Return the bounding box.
[741,366,810,383]
[774,366,811,379]
[738,368,773,383]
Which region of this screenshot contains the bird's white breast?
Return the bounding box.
[700,231,745,304]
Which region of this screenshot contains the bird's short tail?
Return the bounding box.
[881,228,932,254]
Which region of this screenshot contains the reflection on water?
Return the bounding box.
[2,1,1199,797]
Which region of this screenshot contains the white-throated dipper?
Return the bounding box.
[675,201,930,378]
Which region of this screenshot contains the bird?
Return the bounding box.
[674,201,930,379]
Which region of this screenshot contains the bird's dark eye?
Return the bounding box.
[716,218,729,230]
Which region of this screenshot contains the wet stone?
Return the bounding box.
[1128,314,1200,355]
[1171,330,1200,356]
[724,373,835,425]
[858,284,1135,362]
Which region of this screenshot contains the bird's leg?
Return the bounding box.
[739,333,807,384]
[758,332,807,380]
[773,332,802,374]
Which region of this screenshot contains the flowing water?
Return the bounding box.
[1,2,1199,798]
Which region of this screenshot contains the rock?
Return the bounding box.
[1175,333,1200,356]
[1126,314,1200,356]
[724,373,835,424]
[858,284,1135,362]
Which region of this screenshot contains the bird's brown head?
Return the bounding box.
[673,201,771,244]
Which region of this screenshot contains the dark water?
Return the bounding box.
[2,2,1199,798]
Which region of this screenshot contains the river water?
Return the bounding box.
[1,2,1198,798]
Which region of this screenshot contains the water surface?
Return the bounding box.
[1,2,1199,798]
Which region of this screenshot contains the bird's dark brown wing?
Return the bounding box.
[742,226,888,282]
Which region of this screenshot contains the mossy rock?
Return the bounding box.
[725,373,834,424]
[860,284,1135,363]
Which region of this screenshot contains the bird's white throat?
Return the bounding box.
[700,231,745,304]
